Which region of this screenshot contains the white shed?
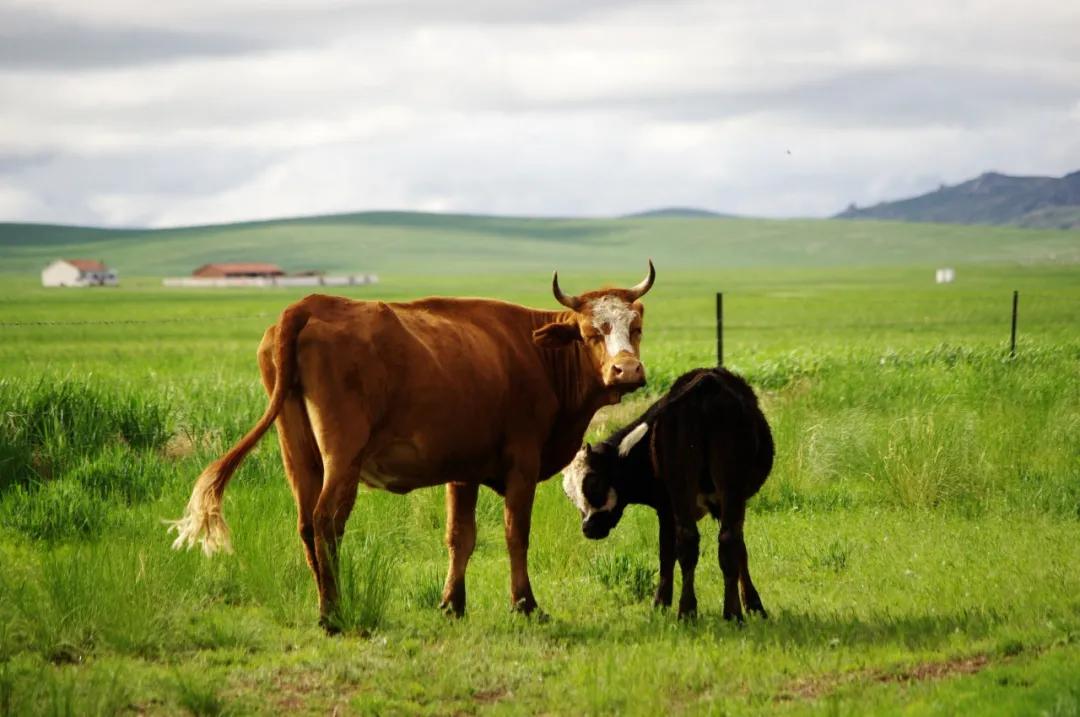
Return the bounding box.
[935,268,956,284]
[42,259,118,287]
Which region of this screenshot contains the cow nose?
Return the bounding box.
[605,357,645,387]
[582,518,610,540]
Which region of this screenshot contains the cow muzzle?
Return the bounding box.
[582,513,614,540]
[603,355,646,390]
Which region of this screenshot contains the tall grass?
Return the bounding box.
[325,533,399,635]
[0,480,113,542]
[0,661,131,717]
[590,552,656,603]
[172,670,226,717]
[0,378,171,491]
[757,342,1079,517]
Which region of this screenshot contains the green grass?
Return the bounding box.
[0,251,1078,713]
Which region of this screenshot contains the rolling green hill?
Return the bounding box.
[1,211,1078,278]
[836,170,1080,229]
[621,207,733,219]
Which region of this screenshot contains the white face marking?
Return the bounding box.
[562,449,590,514]
[618,423,649,457]
[590,295,638,359]
[562,448,617,517]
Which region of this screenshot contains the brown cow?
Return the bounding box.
[167,264,655,630]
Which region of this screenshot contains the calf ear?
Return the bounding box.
[618,423,649,457]
[533,320,582,348]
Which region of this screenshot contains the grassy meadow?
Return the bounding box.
[1,215,1079,714]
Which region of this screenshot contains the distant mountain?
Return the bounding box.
[836,170,1080,229]
[623,207,733,219]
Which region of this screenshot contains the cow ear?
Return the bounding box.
[618,423,649,457]
[532,320,582,348]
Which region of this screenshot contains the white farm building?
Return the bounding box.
[41,259,118,287]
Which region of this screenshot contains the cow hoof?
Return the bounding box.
[677,597,697,619]
[747,605,768,619]
[318,616,342,636]
[723,611,745,624]
[511,597,539,616]
[439,601,466,619]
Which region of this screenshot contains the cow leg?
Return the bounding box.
[656,421,702,618]
[675,520,700,618]
[258,331,324,584]
[735,514,767,618]
[440,481,479,617]
[278,398,324,583]
[503,465,539,615]
[654,510,676,608]
[738,546,767,618]
[717,491,746,622]
[312,460,361,633]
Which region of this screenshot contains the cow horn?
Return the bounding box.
[625,259,656,300]
[552,270,583,311]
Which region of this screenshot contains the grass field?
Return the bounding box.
[1,216,1079,714]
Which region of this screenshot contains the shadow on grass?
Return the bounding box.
[715,607,1003,649]
[490,604,1007,652]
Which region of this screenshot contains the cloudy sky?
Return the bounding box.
[1,0,1078,228]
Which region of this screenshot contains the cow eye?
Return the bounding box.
[630,328,642,337]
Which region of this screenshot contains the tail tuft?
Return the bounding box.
[167,303,309,557]
[164,464,233,556]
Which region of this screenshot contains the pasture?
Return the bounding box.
[0,248,1078,713]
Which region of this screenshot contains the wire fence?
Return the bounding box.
[1,292,1076,341]
[0,314,274,327]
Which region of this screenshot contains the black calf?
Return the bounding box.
[562,367,773,620]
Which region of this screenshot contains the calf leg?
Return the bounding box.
[654,511,675,608]
[675,521,700,618]
[734,509,767,617]
[738,545,767,618]
[656,420,702,618]
[440,482,479,616]
[717,492,746,622]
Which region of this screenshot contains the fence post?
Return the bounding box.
[1010,290,1019,358]
[716,292,723,366]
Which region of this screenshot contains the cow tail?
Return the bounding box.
[166,305,311,556]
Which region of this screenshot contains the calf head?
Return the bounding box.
[562,423,649,539]
[532,261,654,392]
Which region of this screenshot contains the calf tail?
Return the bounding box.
[166,305,311,555]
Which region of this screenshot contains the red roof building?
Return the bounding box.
[65,259,107,272]
[41,258,117,287]
[192,262,285,278]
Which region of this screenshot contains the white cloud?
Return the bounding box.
[0,0,1078,226]
[0,182,47,218]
